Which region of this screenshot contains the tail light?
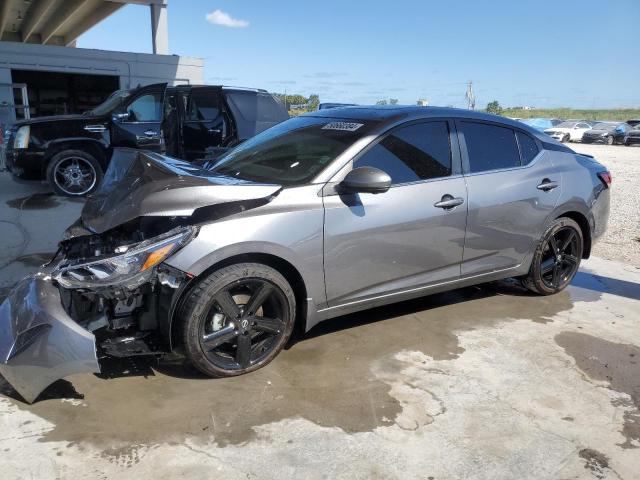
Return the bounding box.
[597,171,612,188]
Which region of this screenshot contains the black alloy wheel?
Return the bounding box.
[522,217,583,295]
[46,149,103,197]
[180,263,296,377]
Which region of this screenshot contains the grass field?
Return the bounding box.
[502,108,640,121]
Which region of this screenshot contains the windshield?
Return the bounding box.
[209,116,377,186]
[556,122,578,128]
[592,123,617,131]
[86,89,131,116]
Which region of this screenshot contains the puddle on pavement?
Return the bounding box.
[5,192,83,211]
[0,277,596,453]
[556,332,640,449]
[14,252,55,267]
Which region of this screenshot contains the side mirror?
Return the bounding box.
[339,166,391,194]
[112,112,130,122]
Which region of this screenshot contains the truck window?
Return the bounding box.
[126,93,162,122]
[224,90,289,140]
[185,91,221,121]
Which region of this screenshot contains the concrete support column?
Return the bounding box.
[150,1,169,55]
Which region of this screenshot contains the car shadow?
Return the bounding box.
[572,271,640,301]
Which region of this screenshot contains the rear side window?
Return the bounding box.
[516,131,540,165]
[185,90,221,121]
[354,121,451,184]
[460,122,520,172]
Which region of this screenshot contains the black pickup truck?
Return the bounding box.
[3,84,288,196]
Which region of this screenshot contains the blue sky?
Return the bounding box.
[78,0,640,109]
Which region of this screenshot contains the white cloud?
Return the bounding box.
[205,9,249,28]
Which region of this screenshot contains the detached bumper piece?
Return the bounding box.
[0,274,99,403]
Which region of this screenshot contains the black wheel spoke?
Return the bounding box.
[236,333,252,368]
[244,283,273,316]
[202,324,237,350]
[564,254,578,265]
[552,264,561,287]
[560,231,576,252]
[541,257,555,275]
[548,235,559,254]
[252,316,284,334]
[215,290,241,319]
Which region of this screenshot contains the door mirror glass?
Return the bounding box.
[112,111,130,122]
[339,166,391,194]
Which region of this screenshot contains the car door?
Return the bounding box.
[456,120,561,276]
[323,120,467,308]
[180,86,226,160]
[111,83,166,152]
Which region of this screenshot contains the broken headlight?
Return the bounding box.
[53,226,197,289]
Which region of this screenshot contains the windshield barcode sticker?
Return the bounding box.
[322,122,364,132]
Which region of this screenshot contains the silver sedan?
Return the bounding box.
[0,107,611,402]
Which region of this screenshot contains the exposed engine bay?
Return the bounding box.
[0,148,283,402]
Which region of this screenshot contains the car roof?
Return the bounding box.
[305,105,544,135]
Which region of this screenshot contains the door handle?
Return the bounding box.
[537,179,559,191]
[434,195,464,209]
[143,130,159,137]
[207,128,222,134]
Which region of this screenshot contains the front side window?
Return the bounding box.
[209,117,377,186]
[460,121,520,173]
[126,93,162,122]
[354,122,451,185]
[185,91,221,121]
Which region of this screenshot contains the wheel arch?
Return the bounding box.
[555,210,592,259]
[167,252,309,350]
[42,139,109,177]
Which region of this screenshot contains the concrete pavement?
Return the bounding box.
[0,172,639,479]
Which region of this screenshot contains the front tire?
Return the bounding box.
[46,149,103,197]
[179,263,296,377]
[522,218,583,295]
[606,135,614,145]
[562,134,570,143]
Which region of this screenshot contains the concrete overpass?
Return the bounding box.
[0,0,168,53]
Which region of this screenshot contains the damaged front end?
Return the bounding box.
[0,148,281,402]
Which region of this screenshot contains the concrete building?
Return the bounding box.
[0,0,203,126]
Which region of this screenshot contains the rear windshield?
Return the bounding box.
[209,116,376,186]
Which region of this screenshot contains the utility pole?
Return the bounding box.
[465,81,476,110]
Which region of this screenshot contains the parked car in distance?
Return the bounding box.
[544,121,592,142]
[318,102,357,110]
[519,118,562,132]
[582,122,631,145]
[0,106,611,403]
[3,84,289,196]
[626,119,640,127]
[625,124,640,145]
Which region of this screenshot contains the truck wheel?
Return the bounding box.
[179,263,296,377]
[46,150,103,197]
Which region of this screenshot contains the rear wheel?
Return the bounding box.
[522,218,583,295]
[180,263,296,377]
[606,135,614,145]
[46,149,103,197]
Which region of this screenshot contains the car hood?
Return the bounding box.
[13,113,103,127]
[71,148,282,236]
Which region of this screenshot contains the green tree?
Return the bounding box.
[486,100,503,116]
[307,94,320,110]
[376,99,388,105]
[389,98,399,105]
